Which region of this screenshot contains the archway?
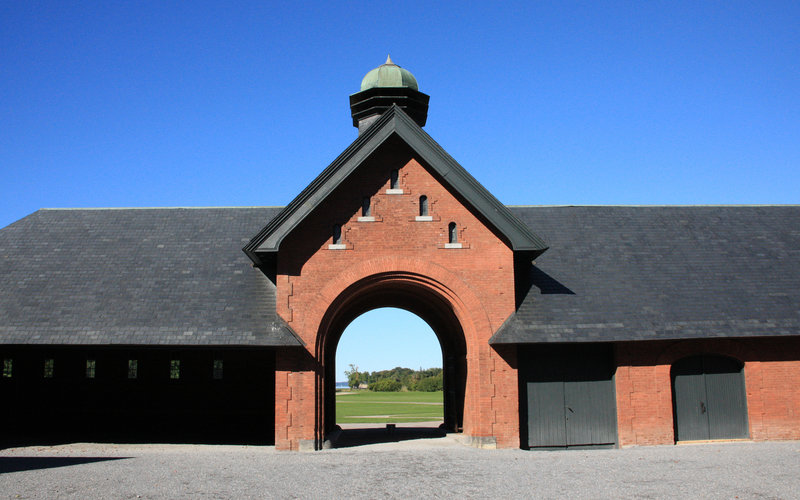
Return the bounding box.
[671,354,749,441]
[318,275,468,442]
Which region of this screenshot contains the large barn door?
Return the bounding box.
[672,355,748,441]
[522,344,617,448]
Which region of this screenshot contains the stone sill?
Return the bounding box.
[415,216,433,221]
[357,216,376,222]
[327,244,347,250]
[385,188,404,195]
[444,243,463,249]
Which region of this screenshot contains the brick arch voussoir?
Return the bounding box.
[311,256,491,359]
[657,338,752,367]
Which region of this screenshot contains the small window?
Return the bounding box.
[448,222,458,244]
[213,359,224,380]
[170,360,181,380]
[2,359,11,378]
[390,170,399,189]
[361,197,371,217]
[43,358,54,378]
[332,224,342,245]
[419,196,429,216]
[86,359,96,379]
[128,359,138,379]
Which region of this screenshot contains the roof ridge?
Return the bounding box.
[507,204,800,208]
[39,206,285,211]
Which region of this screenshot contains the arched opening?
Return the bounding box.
[335,308,443,434]
[671,354,748,441]
[448,222,458,244]
[319,276,468,447]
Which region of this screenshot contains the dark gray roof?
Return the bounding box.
[492,206,800,344]
[2,205,799,347]
[0,208,302,346]
[244,105,547,269]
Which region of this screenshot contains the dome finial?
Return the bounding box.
[352,58,429,132]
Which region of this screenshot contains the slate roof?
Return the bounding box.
[0,208,302,346]
[492,206,800,344]
[2,205,799,346]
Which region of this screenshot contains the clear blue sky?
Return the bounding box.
[2,2,798,380]
[337,309,440,382]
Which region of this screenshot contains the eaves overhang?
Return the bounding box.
[243,105,548,269]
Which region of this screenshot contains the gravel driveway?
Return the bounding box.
[2,437,799,499]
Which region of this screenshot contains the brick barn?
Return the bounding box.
[2,59,799,450]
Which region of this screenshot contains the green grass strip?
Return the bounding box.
[336,390,443,423]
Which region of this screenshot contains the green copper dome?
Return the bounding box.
[360,55,419,91]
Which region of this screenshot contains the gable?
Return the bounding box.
[243,106,547,272]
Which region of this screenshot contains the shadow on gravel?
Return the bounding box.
[0,429,271,450]
[327,425,447,448]
[0,456,130,474]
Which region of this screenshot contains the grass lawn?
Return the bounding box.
[336,390,443,424]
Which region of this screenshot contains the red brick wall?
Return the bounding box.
[615,337,800,446]
[273,143,519,450]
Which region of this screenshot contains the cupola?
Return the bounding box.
[350,56,430,133]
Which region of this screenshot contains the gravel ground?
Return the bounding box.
[2,437,799,499]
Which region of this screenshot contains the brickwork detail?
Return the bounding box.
[615,338,800,446]
[272,147,519,450]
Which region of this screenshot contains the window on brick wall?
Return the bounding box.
[43,358,54,378]
[448,222,458,244]
[213,359,224,380]
[128,359,138,379]
[2,359,11,378]
[362,197,371,217]
[390,169,399,189]
[86,359,96,379]
[170,360,181,380]
[333,224,342,245]
[419,196,428,216]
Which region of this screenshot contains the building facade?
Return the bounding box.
[2,59,799,450]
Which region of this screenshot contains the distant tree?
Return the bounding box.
[344,364,360,389]
[415,373,443,392]
[370,378,402,392]
[346,366,443,390]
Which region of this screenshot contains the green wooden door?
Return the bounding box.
[672,355,748,441]
[523,345,617,448]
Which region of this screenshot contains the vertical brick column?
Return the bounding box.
[274,348,318,450]
[615,343,675,446]
[744,340,800,441]
[490,344,520,448]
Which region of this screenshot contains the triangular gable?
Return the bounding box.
[244,105,548,269]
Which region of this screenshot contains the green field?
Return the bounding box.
[336,390,443,424]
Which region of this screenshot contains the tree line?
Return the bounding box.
[344,364,443,392]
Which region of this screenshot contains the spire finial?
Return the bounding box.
[385,54,394,65]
